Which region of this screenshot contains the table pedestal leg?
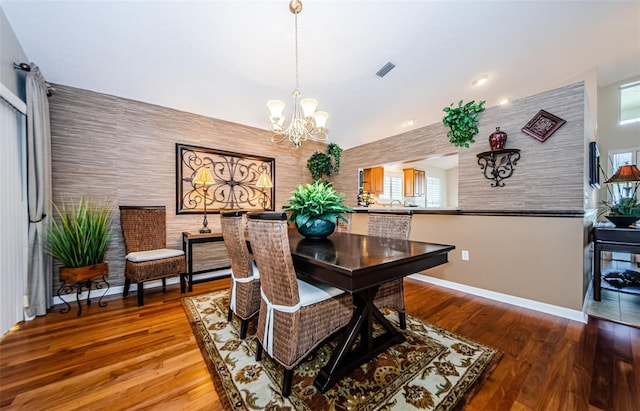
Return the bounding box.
[314,286,406,392]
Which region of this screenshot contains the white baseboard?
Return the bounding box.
[52,268,232,306]
[409,274,588,324]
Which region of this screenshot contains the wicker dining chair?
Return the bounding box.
[119,206,185,306]
[334,212,353,233]
[368,210,413,329]
[220,211,261,339]
[247,211,352,397]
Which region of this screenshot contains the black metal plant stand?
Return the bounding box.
[56,276,110,316]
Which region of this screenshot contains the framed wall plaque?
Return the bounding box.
[176,143,275,213]
[521,109,566,142]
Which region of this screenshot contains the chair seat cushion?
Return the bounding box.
[297,279,344,307]
[126,248,185,263]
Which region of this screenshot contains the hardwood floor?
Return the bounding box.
[1,277,638,410]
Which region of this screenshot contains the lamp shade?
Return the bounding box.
[256,173,273,188]
[192,167,215,186]
[605,164,640,183]
[314,111,329,129]
[267,100,286,118]
[300,98,318,118]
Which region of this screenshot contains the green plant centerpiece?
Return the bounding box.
[442,100,486,148]
[307,142,343,181]
[283,180,353,239]
[44,197,113,281]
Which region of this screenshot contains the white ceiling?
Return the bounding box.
[2,0,639,149]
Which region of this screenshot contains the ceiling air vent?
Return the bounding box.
[375,62,396,78]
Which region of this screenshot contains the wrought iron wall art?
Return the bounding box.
[476,148,521,187]
[176,144,275,213]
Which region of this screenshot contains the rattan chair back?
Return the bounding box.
[334,213,352,233]
[246,212,299,307]
[119,206,167,253]
[367,211,412,240]
[221,211,261,333]
[220,211,253,279]
[367,210,412,329]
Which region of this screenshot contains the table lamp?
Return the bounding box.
[256,173,273,210]
[605,164,640,198]
[193,167,216,233]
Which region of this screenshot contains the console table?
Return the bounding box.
[592,223,640,301]
[181,232,231,292]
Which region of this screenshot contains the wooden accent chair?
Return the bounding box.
[247,212,352,397]
[367,210,413,329]
[119,206,185,306]
[220,211,261,339]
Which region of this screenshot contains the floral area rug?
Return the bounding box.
[182,290,501,410]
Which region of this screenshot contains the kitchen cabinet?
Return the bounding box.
[363,167,384,194]
[403,168,425,197]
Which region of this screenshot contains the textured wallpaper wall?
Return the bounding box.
[334,82,587,212]
[48,84,325,291]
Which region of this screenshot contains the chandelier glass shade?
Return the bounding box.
[268,0,329,148]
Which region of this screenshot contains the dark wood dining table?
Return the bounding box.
[288,229,455,392]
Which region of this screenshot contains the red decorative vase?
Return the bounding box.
[489,127,508,150]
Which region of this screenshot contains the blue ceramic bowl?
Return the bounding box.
[297,219,336,239]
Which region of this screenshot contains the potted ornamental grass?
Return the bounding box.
[283,180,353,239]
[44,197,113,281]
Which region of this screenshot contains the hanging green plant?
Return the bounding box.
[307,143,343,181]
[327,142,343,174]
[307,151,332,181]
[442,100,486,148]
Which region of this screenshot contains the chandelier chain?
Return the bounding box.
[267,0,329,148]
[294,10,299,91]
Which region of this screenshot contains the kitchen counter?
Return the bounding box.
[353,207,460,214]
[352,207,584,217]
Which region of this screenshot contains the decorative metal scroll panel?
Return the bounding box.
[176,144,275,213]
[476,149,521,188]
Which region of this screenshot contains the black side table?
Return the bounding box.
[592,223,640,301]
[181,232,231,292]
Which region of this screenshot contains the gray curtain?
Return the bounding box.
[25,63,54,317]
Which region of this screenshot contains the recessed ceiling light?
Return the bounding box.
[402,118,416,127]
[499,98,510,105]
[472,75,489,86]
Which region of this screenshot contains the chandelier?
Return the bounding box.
[267,0,329,148]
